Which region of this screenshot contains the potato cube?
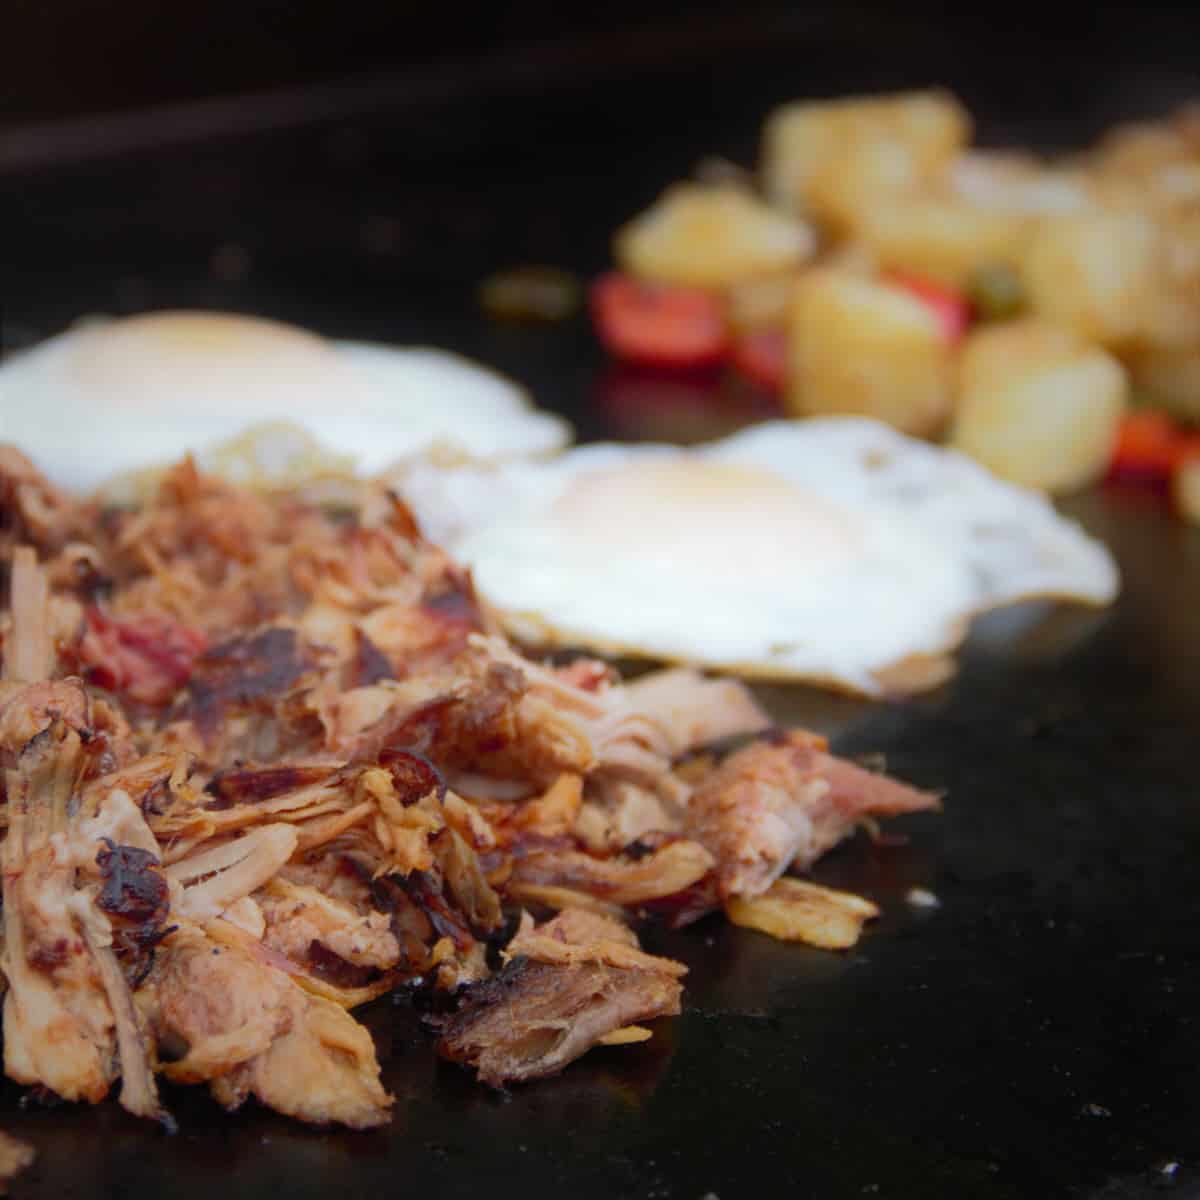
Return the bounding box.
[806,138,928,235]
[787,269,954,437]
[727,272,802,332]
[950,320,1128,494]
[1023,212,1164,347]
[1093,118,1193,180]
[947,151,1093,215]
[1137,215,1200,348]
[762,89,970,221]
[614,183,814,288]
[858,198,1032,287]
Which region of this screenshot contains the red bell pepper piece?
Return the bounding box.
[1170,431,1200,470]
[1107,410,1180,483]
[591,273,729,369]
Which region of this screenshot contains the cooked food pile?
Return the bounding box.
[591,91,1200,512]
[0,445,937,1133]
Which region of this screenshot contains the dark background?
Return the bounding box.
[5,2,1200,130]
[4,8,1200,1200]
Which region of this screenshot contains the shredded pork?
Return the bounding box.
[0,447,938,1121]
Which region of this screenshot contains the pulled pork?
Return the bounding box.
[0,449,938,1121]
[435,909,685,1087]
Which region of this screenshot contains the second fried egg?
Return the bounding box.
[397,418,1118,694]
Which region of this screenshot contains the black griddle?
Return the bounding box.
[2,10,1200,1198]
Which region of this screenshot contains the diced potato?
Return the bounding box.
[725,877,880,950]
[1138,214,1200,348]
[787,269,954,437]
[734,262,875,331]
[950,319,1128,494]
[1089,107,1200,215]
[806,138,928,235]
[1174,457,1200,526]
[1023,211,1164,347]
[762,90,970,221]
[1127,346,1200,422]
[1138,283,1200,351]
[947,151,1093,215]
[857,198,1032,287]
[614,184,814,288]
[1093,118,1194,180]
[1095,162,1200,215]
[816,239,879,277]
[727,273,801,332]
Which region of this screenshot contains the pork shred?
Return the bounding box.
[686,730,939,899]
[435,909,684,1087]
[0,447,941,1130]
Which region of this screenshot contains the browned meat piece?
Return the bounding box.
[509,840,714,907]
[618,667,771,755]
[143,922,392,1128]
[347,627,396,687]
[257,877,401,974]
[686,730,939,898]
[141,923,294,1083]
[1,556,166,1122]
[0,445,80,556]
[3,718,164,1120]
[573,779,682,854]
[209,988,392,1129]
[0,679,90,759]
[172,625,318,749]
[431,827,504,936]
[2,721,114,1103]
[0,1130,35,1194]
[507,908,688,977]
[436,909,683,1087]
[357,596,478,673]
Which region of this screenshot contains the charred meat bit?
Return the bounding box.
[305,941,381,991]
[436,956,681,1088]
[205,763,337,808]
[435,909,683,1086]
[176,626,311,729]
[395,870,475,952]
[349,628,396,688]
[96,840,169,925]
[421,570,483,632]
[378,747,446,806]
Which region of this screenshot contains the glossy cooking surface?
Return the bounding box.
[3,14,1199,1197]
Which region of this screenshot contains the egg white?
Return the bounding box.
[397,419,1119,693]
[0,311,571,493]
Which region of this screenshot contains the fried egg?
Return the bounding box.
[0,311,570,493]
[397,418,1119,694]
